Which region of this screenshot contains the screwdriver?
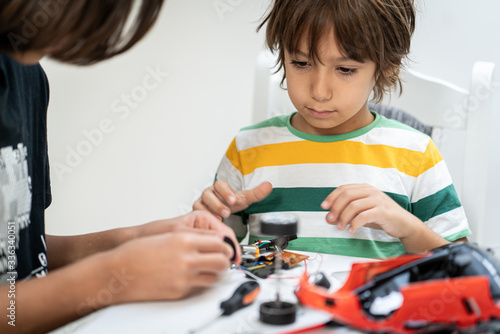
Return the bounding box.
[188,280,260,334]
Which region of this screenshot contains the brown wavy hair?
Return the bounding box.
[258,0,416,103]
[0,0,164,65]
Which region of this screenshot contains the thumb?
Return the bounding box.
[240,181,272,205]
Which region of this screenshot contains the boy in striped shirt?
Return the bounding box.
[193,0,470,258]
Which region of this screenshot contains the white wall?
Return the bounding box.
[44,0,269,234]
[44,0,500,246]
[410,0,500,247]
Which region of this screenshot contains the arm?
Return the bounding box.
[321,184,451,253]
[322,138,471,254]
[46,228,135,270]
[1,229,232,334]
[47,210,241,269]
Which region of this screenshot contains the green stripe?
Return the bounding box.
[286,112,382,143]
[249,235,406,259]
[411,185,462,221]
[241,115,288,131]
[445,229,472,241]
[245,187,411,214]
[376,114,427,135]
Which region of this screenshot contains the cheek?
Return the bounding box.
[345,79,375,102]
[285,73,307,103]
[287,85,306,110]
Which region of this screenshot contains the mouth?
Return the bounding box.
[306,107,334,119]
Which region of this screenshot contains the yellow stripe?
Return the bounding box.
[226,140,441,177]
[418,140,443,174]
[225,138,242,172]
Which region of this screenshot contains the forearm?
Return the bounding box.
[1,251,118,334]
[399,215,450,253]
[46,216,202,270]
[46,226,138,270]
[46,212,241,270]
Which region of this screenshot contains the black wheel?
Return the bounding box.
[259,301,297,325]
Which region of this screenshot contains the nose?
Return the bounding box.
[310,68,332,102]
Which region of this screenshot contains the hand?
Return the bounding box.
[135,211,242,264]
[193,180,273,220]
[110,231,233,302]
[321,184,414,239]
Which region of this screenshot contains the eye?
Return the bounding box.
[291,60,310,69]
[338,67,357,76]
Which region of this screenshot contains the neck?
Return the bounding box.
[9,51,46,64]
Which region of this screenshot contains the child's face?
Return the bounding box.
[285,31,377,136]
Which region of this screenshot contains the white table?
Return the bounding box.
[51,252,374,334]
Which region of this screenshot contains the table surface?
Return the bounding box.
[51,252,374,334]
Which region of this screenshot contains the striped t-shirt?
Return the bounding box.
[216,112,471,258]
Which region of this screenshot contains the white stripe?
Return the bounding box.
[425,207,469,237]
[350,127,430,152]
[237,125,430,153]
[236,126,302,151]
[224,215,248,239]
[248,212,399,242]
[216,156,243,191]
[411,160,454,202]
[243,163,415,197]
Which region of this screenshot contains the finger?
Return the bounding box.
[337,198,374,231]
[213,179,237,205]
[321,188,342,211]
[327,186,369,225]
[201,187,231,218]
[174,231,235,260]
[192,198,204,211]
[191,211,233,234]
[193,253,231,273]
[188,211,242,264]
[189,210,223,229]
[364,222,382,230]
[191,234,234,259]
[192,272,220,288]
[321,184,361,210]
[322,184,370,211]
[174,226,219,235]
[240,181,273,205]
[193,199,222,221]
[347,208,377,234]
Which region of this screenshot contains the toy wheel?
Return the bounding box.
[259,301,297,325]
[223,236,237,262]
[260,213,298,236]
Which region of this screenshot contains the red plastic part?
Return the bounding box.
[295,254,500,333]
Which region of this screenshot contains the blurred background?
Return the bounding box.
[42,0,500,247]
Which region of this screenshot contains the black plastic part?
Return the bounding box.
[259,301,297,325]
[310,272,331,290]
[356,242,500,321]
[325,298,335,306]
[261,234,298,250]
[260,213,298,236]
[325,320,346,328]
[223,236,237,262]
[220,281,260,315]
[250,265,275,278]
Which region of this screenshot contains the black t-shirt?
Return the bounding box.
[0,54,51,283]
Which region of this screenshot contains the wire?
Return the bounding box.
[258,241,271,248]
[236,267,263,281]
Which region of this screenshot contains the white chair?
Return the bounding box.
[252,50,496,245]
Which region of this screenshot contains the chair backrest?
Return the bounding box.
[383,63,495,246]
[252,49,496,244]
